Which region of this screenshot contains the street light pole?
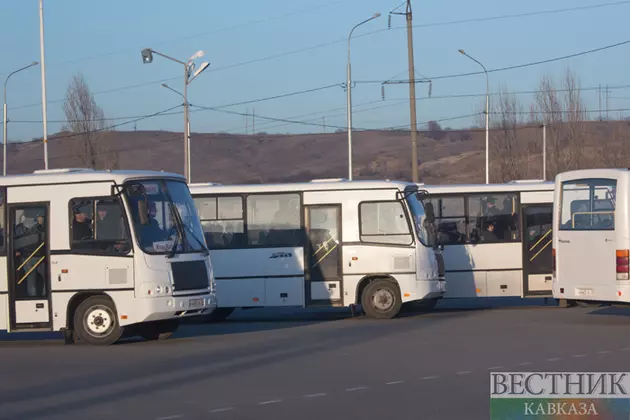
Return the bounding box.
[3,62,39,176]
[39,0,49,170]
[346,13,380,181]
[543,124,547,180]
[458,49,489,184]
[141,48,209,182]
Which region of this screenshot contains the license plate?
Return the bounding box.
[189,298,204,308]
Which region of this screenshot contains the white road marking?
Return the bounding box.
[346,386,367,392]
[386,381,405,385]
[258,400,282,405]
[304,393,327,398]
[623,347,630,351]
[518,362,532,366]
[421,375,440,380]
[156,416,183,420]
[572,354,586,358]
[210,407,234,413]
[456,371,472,375]
[598,350,612,354]
[547,357,561,362]
[488,366,504,370]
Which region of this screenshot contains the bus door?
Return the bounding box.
[522,204,553,296]
[7,204,51,331]
[556,179,617,298]
[305,205,342,305]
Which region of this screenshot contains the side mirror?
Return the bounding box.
[138,200,149,225]
[424,202,436,224]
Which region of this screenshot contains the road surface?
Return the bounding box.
[1,298,629,420]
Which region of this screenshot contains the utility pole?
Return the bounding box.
[598,84,602,121]
[390,0,419,182]
[252,107,255,134]
[245,108,249,134]
[39,0,49,170]
[606,85,610,120]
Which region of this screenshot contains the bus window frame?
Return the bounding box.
[358,199,415,247]
[424,191,522,246]
[67,195,134,256]
[194,191,306,250]
[559,178,617,232]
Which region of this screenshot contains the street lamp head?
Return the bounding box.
[372,12,381,18]
[458,49,466,55]
[189,50,205,61]
[141,48,153,64]
[161,83,169,88]
[192,62,210,79]
[32,61,39,66]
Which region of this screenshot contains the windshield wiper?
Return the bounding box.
[181,222,210,256]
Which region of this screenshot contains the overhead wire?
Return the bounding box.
[6,0,627,107]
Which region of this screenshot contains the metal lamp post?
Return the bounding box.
[458,49,489,184]
[141,48,209,182]
[346,13,380,181]
[3,61,39,176]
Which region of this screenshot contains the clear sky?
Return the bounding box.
[1,0,629,142]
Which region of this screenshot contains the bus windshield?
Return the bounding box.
[124,179,207,254]
[406,193,437,247]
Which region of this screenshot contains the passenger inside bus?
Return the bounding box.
[14,210,46,297]
[72,207,93,241]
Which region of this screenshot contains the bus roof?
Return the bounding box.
[188,179,417,194]
[417,180,555,194]
[555,168,628,183]
[0,168,185,187]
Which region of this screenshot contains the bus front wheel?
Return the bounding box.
[74,296,123,345]
[361,279,402,319]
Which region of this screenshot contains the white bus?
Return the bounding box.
[189,179,445,319]
[418,180,556,299]
[552,169,621,306]
[0,168,216,345]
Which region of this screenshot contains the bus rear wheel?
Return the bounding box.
[138,319,179,341]
[74,296,123,345]
[361,279,402,319]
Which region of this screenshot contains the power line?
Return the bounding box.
[10,108,184,124]
[7,0,625,109]
[44,104,183,141]
[0,0,347,77]
[356,39,630,84]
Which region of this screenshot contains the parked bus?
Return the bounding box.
[418,180,555,299]
[552,169,621,306]
[0,168,216,345]
[189,179,445,320]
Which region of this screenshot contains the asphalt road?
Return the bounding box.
[1,298,630,420]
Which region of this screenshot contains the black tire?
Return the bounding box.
[203,307,235,322]
[558,298,577,308]
[138,319,179,341]
[361,279,402,319]
[403,298,439,313]
[73,296,123,345]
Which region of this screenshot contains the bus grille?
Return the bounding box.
[171,260,209,292]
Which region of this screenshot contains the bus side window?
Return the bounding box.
[70,197,130,253]
[194,196,245,249]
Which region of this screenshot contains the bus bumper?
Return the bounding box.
[135,293,217,323]
[417,278,447,300]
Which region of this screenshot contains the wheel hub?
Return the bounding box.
[85,306,113,337]
[373,288,394,311]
